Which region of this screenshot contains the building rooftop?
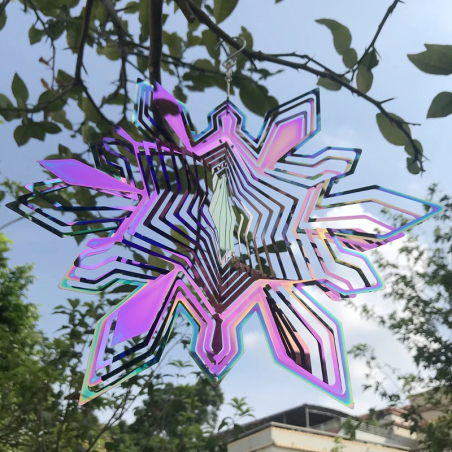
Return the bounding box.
[225,403,419,451]
[228,422,412,452]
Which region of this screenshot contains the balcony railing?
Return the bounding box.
[312,417,391,437]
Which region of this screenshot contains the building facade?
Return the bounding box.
[226,403,426,452]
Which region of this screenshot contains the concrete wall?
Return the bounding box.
[228,424,410,452]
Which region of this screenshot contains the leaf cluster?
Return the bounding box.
[408,45,452,119]
[347,185,452,451]
[0,234,254,451]
[0,0,447,178]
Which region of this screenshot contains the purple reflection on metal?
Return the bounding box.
[8,80,442,408]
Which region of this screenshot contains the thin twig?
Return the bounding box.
[186,0,424,171]
[0,0,11,16]
[81,83,111,125]
[0,84,74,113]
[75,0,95,82]
[174,0,195,23]
[130,50,238,79]
[345,0,403,78]
[120,56,128,122]
[0,215,26,232]
[268,52,332,73]
[26,0,58,93]
[99,0,132,40]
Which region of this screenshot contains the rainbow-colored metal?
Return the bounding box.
[8,80,442,407]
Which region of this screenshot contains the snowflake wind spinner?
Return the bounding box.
[8,79,442,407]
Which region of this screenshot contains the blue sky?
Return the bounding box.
[1,0,451,422]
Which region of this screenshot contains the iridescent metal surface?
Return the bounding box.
[8,80,442,407]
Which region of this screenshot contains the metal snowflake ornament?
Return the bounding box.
[8,79,442,407]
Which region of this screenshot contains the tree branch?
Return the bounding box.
[0,216,27,232]
[148,0,163,84]
[81,83,111,125]
[174,0,195,23]
[147,0,177,144]
[364,1,402,57]
[0,0,10,16]
[75,0,95,82]
[268,52,334,74]
[0,84,74,114]
[130,49,243,80]
[186,0,424,171]
[346,0,403,77]
[99,0,132,40]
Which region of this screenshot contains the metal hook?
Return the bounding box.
[215,36,246,102]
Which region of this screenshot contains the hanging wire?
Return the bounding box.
[215,37,247,103]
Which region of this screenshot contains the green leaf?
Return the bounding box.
[97,42,121,61]
[59,0,80,7]
[56,69,74,85]
[81,123,102,144]
[342,48,357,68]
[315,19,352,55]
[186,31,203,48]
[136,54,148,73]
[14,125,31,146]
[133,252,147,264]
[173,85,187,104]
[163,31,184,58]
[255,68,283,80]
[161,60,175,76]
[408,44,452,75]
[43,153,63,160]
[138,0,149,43]
[427,91,452,118]
[235,26,254,72]
[0,93,21,121]
[317,74,348,91]
[404,139,423,158]
[39,122,62,134]
[38,90,66,112]
[48,21,65,40]
[183,63,218,91]
[238,79,277,117]
[12,73,29,105]
[0,11,6,31]
[66,22,82,53]
[202,29,220,61]
[361,49,379,70]
[28,122,46,141]
[406,156,421,175]
[356,66,373,93]
[50,109,72,130]
[91,0,108,22]
[105,442,115,452]
[213,0,239,24]
[79,97,101,123]
[193,59,216,71]
[124,1,139,13]
[240,26,253,51]
[0,190,5,202]
[103,91,126,106]
[376,113,411,146]
[68,298,80,309]
[58,144,72,158]
[28,26,46,45]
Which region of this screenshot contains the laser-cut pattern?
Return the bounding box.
[8,80,442,407]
